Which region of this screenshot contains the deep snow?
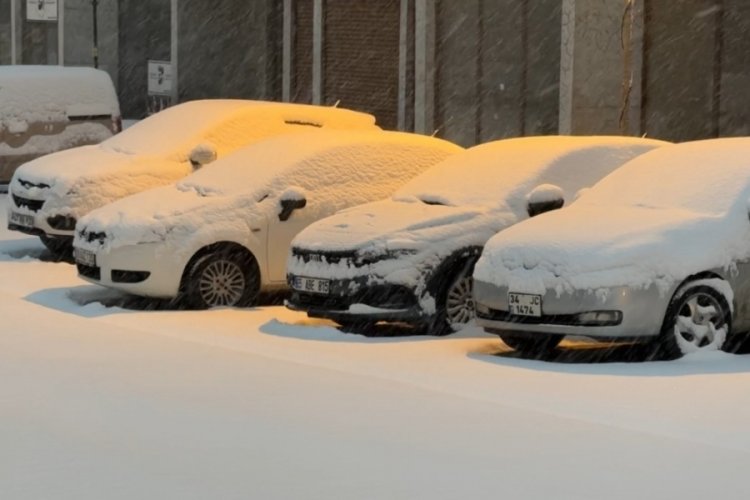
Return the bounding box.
[2,192,750,499]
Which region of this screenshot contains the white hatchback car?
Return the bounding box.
[72,130,461,308]
[7,100,378,256]
[286,136,668,334]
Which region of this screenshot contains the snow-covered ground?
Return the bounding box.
[2,191,750,499]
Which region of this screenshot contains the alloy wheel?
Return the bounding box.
[445,275,475,327]
[672,291,727,353]
[198,259,247,307]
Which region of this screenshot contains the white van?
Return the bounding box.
[0,66,121,184]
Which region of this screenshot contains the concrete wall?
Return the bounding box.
[436,0,560,147]
[719,0,750,136]
[0,0,10,64]
[178,0,281,102]
[63,0,118,83]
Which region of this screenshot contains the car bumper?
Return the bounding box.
[74,242,185,299]
[473,279,670,340]
[286,274,426,323]
[6,195,75,238]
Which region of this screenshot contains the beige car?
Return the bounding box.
[0,66,121,184]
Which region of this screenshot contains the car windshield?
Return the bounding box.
[577,139,750,215]
[101,101,260,156]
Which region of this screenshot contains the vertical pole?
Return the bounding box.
[414,0,435,135]
[171,0,179,104]
[92,0,99,68]
[711,0,724,138]
[397,0,409,130]
[282,0,293,102]
[312,0,323,104]
[558,0,576,134]
[58,0,65,65]
[10,0,16,64]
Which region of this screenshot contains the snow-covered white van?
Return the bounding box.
[0,66,121,184]
[72,130,461,308]
[7,99,378,256]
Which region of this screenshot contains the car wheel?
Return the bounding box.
[427,260,477,336]
[184,248,260,309]
[657,284,731,359]
[40,235,73,261]
[500,333,562,358]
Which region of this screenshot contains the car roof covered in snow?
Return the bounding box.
[102,99,380,157]
[393,135,669,213]
[577,137,750,215]
[178,130,462,198]
[0,65,120,125]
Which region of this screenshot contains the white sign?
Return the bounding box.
[26,0,57,22]
[147,60,174,96]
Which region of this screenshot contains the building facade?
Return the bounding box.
[2,0,748,144]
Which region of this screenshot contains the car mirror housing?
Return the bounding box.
[278,187,308,221]
[189,143,218,169]
[526,184,565,217]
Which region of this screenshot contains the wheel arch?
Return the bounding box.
[424,246,484,295]
[179,241,261,295]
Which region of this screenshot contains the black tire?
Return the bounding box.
[500,333,563,358]
[425,259,477,336]
[656,284,731,359]
[40,235,73,261]
[183,247,260,309]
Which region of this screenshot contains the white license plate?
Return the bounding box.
[9,211,34,227]
[292,276,330,295]
[508,292,542,317]
[73,248,97,267]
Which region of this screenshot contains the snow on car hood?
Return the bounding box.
[475,204,746,296]
[10,144,190,218]
[75,183,262,252]
[293,199,506,253]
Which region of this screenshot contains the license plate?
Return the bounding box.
[508,292,542,317]
[292,276,330,295]
[9,211,34,227]
[73,248,97,267]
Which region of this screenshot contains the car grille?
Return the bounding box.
[477,308,614,326]
[16,178,51,190]
[78,230,107,245]
[291,247,357,265]
[77,263,101,281]
[12,194,44,212]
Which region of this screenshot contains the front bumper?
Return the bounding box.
[6,191,76,238]
[74,242,186,299]
[473,279,670,340]
[286,274,425,323]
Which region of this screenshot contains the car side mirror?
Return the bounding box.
[278,187,307,221]
[189,144,218,169]
[526,184,565,217]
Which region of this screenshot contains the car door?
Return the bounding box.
[266,190,320,283]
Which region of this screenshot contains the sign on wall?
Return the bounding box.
[147,60,174,96]
[147,60,174,114]
[26,0,58,22]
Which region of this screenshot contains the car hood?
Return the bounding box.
[293,199,510,254]
[475,204,745,294]
[10,144,190,217]
[75,184,263,252]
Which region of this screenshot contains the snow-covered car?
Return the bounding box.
[286,136,668,334]
[7,99,379,256]
[0,65,121,184]
[72,130,461,308]
[472,138,750,359]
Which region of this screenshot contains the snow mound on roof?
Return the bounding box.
[475,138,750,295]
[394,136,668,212]
[0,66,119,126]
[104,99,379,157]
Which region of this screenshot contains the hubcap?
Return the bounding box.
[673,291,727,353]
[446,275,475,327]
[198,259,246,307]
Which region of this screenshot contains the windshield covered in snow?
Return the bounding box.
[102,100,267,156]
[393,136,664,211]
[577,138,750,215]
